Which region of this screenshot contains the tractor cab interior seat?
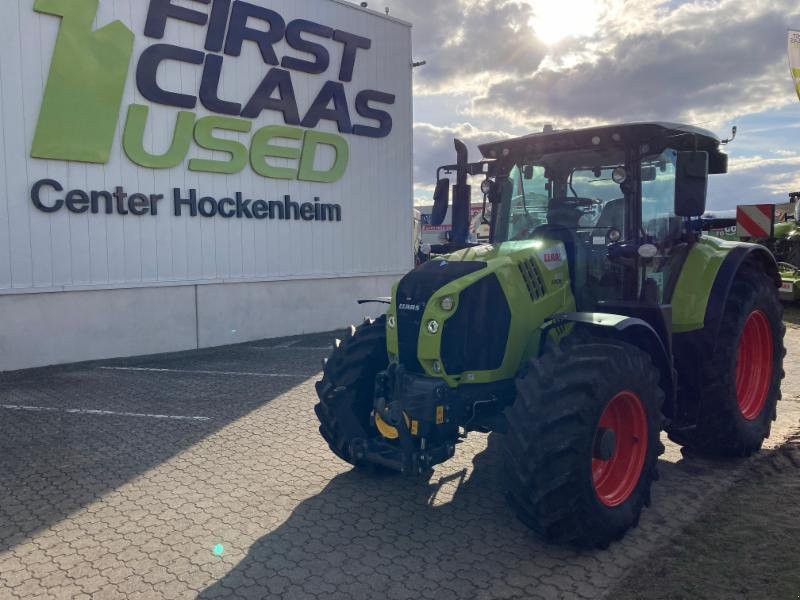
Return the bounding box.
[547,198,583,230]
[596,197,626,233]
[644,216,683,246]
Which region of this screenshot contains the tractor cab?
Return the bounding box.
[430,122,729,310]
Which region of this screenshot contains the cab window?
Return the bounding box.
[640,149,681,302]
[641,149,679,243]
[505,165,549,240]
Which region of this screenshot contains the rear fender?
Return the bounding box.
[672,237,779,334]
[703,245,780,343]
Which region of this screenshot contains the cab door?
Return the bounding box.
[639,149,683,303]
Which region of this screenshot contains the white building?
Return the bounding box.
[0,0,412,371]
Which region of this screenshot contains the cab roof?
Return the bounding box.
[478,122,722,161]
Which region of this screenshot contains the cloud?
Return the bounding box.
[708,154,800,208]
[388,0,548,94]
[367,0,800,211]
[413,122,513,182]
[474,0,800,128]
[412,122,516,205]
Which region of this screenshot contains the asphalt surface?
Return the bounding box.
[1,327,799,600]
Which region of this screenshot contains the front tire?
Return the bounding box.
[668,268,785,456]
[315,317,388,467]
[503,337,665,548]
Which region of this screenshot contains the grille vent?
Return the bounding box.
[518,259,546,301]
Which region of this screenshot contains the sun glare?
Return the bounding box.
[529,0,602,45]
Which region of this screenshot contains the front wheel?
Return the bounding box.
[315,317,388,468]
[503,337,665,548]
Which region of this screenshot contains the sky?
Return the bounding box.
[369,0,800,210]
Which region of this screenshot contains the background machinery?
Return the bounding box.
[706,192,800,300]
[315,123,786,548]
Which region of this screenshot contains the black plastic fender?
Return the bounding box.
[541,312,676,415]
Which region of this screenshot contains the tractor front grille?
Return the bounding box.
[395,259,487,374]
[441,274,511,374]
[397,307,424,373]
[518,258,546,301]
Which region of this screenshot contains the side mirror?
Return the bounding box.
[523,165,534,180]
[431,178,450,226]
[641,166,657,182]
[675,151,709,217]
[708,152,728,175]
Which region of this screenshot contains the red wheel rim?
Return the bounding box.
[736,310,773,421]
[592,391,648,507]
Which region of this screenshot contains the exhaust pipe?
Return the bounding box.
[451,139,471,245]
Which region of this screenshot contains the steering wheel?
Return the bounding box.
[510,212,540,240]
[551,196,600,210]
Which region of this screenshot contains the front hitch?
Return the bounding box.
[375,366,417,472]
[351,365,457,475]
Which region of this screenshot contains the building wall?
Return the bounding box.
[0,274,399,372]
[0,0,411,370]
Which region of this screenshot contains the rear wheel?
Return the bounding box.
[669,268,785,456]
[315,317,388,468]
[503,337,665,548]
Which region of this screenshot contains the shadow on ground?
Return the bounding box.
[0,331,341,555]
[197,427,800,600]
[198,434,588,600]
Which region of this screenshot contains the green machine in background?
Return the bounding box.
[707,192,800,301]
[315,123,786,548]
[771,192,800,301]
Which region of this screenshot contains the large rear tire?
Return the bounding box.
[315,317,388,468]
[503,337,665,548]
[669,268,785,456]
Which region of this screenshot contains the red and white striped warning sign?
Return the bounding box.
[736,204,775,239]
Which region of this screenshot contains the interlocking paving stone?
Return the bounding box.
[0,328,798,599]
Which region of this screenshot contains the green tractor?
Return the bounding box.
[772,192,800,253]
[707,193,800,300]
[767,192,800,300]
[315,122,786,548]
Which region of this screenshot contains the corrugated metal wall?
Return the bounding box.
[0,0,412,293]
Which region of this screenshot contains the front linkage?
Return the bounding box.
[353,364,512,474]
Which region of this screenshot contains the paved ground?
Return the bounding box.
[612,430,800,599]
[1,327,799,600]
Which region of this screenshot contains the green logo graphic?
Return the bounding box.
[32,0,134,164]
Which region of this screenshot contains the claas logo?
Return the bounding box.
[543,252,563,263]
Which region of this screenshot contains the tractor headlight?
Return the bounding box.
[481,179,494,195]
[440,296,455,311]
[607,228,622,243]
[427,320,440,334]
[388,315,396,328]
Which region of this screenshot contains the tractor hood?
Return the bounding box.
[386,240,575,386]
[438,240,562,264]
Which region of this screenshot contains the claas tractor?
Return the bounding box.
[315,122,786,548]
